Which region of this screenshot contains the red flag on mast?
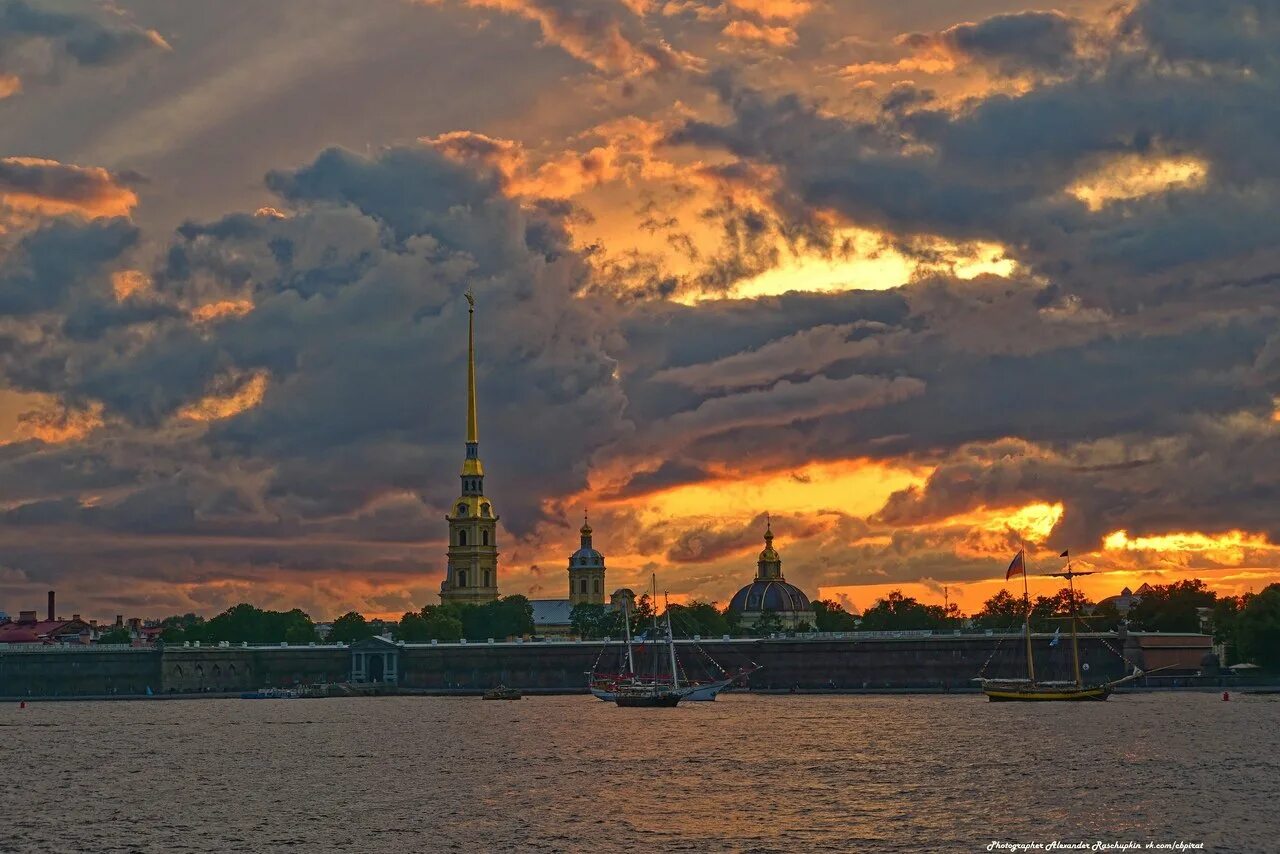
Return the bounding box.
[1006,549,1026,580]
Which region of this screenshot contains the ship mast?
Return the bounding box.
[621,594,635,676]
[664,592,679,691]
[1049,552,1092,688]
[650,573,660,687]
[1021,544,1036,684]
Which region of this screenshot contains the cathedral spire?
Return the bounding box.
[442,286,499,606]
[465,288,478,446]
[460,288,483,482]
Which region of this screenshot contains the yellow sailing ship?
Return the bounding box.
[980,549,1143,702]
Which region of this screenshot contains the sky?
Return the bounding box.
[2,0,1280,622]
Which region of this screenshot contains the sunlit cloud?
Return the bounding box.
[617,458,928,524]
[721,20,796,48]
[111,270,150,300]
[721,231,1016,301]
[1068,154,1209,211]
[0,157,137,219]
[1102,528,1275,565]
[191,299,255,324]
[176,371,269,422]
[13,399,105,445]
[726,0,811,23]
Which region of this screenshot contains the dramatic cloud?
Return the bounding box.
[0,156,138,219]
[0,0,168,94]
[422,0,698,76]
[897,11,1086,78]
[3,0,1280,618]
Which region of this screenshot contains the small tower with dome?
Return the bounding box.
[728,517,815,631]
[568,513,606,605]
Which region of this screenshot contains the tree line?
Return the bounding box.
[143,579,1280,668]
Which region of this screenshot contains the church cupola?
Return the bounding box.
[727,514,815,631]
[440,288,500,606]
[756,516,783,581]
[568,511,606,605]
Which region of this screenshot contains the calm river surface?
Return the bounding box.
[0,692,1274,853]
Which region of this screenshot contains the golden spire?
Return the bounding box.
[465,288,478,445]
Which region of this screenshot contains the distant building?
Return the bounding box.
[728,519,815,631]
[610,588,636,614]
[1097,583,1152,616]
[0,593,91,645]
[530,516,610,637]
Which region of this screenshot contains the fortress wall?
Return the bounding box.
[395,633,1133,691]
[1,633,1194,697]
[161,646,348,693]
[0,646,161,697]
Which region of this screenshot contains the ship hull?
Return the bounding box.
[984,684,1112,702]
[615,692,682,707]
[591,675,738,703]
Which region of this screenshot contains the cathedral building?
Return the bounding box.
[728,519,816,631]
[439,290,500,606]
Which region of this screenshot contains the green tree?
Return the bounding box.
[812,599,859,632]
[723,605,743,637]
[97,626,131,645]
[157,613,205,643]
[193,603,318,644]
[666,601,728,638]
[1209,595,1245,664]
[1236,584,1280,669]
[329,611,374,644]
[972,590,1028,630]
[751,609,785,636]
[1029,587,1094,632]
[284,620,318,644]
[858,591,951,631]
[1085,599,1123,633]
[398,611,430,642]
[629,593,657,637]
[571,603,608,638]
[455,596,535,641]
[1127,579,1216,632]
[422,608,464,642]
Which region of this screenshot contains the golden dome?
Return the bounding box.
[758,519,779,562]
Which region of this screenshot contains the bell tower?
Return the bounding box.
[440,289,500,606]
[568,512,606,606]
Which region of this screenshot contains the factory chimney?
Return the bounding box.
[47,590,55,622]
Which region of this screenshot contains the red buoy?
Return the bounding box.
[1223,691,1230,701]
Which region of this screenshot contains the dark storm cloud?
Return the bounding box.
[676,2,1280,300]
[0,0,166,87]
[0,144,628,557]
[901,10,1084,77]
[0,216,136,316]
[5,0,1280,612]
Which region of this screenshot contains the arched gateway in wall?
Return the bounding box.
[349,636,400,684]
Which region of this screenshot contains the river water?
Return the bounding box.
[0,692,1273,853]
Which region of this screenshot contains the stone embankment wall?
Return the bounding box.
[0,646,161,697]
[3,632,1205,697]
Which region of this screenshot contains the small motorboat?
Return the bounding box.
[483,685,522,700]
